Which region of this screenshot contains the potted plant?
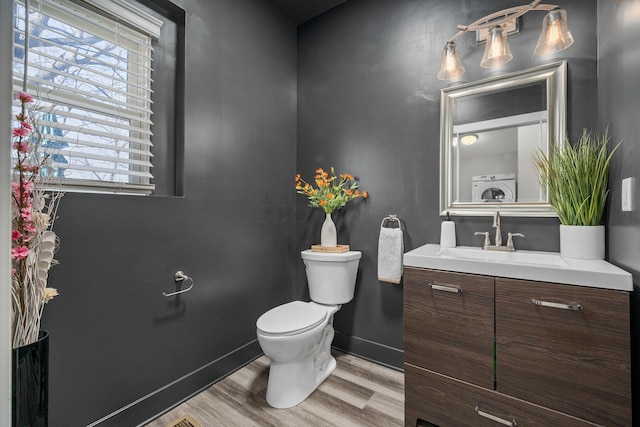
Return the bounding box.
[11,92,64,427]
[533,129,620,259]
[295,167,367,247]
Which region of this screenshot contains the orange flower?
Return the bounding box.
[362,191,369,199]
[295,166,367,214]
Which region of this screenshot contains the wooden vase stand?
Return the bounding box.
[311,244,350,253]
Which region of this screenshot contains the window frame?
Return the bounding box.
[12,0,162,195]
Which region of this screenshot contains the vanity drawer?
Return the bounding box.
[495,278,631,426]
[404,267,494,389]
[405,363,599,427]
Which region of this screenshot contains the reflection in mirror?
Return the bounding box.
[453,110,548,203]
[440,61,566,216]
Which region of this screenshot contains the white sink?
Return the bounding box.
[404,244,632,291]
[437,247,569,267]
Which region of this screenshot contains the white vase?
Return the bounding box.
[559,225,605,260]
[320,212,337,247]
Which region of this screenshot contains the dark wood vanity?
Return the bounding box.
[404,267,632,427]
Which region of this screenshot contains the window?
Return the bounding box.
[12,0,163,194]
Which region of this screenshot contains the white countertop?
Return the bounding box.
[403,244,633,291]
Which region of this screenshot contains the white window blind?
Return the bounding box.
[12,0,160,194]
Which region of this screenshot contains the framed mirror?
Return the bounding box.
[439,61,566,217]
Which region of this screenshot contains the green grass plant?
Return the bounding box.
[533,130,621,226]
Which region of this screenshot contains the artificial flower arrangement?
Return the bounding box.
[295,167,368,213]
[11,92,64,348]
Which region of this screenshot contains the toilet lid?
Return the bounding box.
[256,301,327,336]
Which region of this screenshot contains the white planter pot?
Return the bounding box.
[559,225,605,260]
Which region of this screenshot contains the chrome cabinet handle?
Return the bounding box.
[428,283,462,293]
[475,405,516,426]
[532,298,583,311]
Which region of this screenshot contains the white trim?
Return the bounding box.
[45,179,154,195]
[81,0,163,38]
[453,111,548,134]
[0,0,14,422]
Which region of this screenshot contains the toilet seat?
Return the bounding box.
[257,301,327,336]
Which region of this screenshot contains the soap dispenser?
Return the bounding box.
[440,212,456,248]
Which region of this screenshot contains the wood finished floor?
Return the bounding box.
[145,351,404,427]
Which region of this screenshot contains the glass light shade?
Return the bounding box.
[437,41,465,80]
[481,26,513,68]
[534,9,574,55]
[460,134,478,145]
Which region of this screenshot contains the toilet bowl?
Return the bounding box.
[256,250,361,408]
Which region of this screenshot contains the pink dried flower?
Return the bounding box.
[20,208,33,221]
[22,181,34,193]
[12,126,29,137]
[12,141,31,153]
[16,92,33,103]
[11,246,30,259]
[22,222,37,239]
[11,230,21,241]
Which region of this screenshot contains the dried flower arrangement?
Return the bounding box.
[11,92,64,348]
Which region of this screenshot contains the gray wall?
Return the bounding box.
[296,0,597,367]
[41,0,297,425]
[597,0,640,418]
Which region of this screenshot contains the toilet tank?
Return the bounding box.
[301,250,362,305]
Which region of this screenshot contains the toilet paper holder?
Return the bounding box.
[163,271,194,297]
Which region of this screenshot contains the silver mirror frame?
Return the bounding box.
[439,61,567,217]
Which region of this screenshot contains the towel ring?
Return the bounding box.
[381,214,402,229]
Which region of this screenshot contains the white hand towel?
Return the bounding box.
[377,217,404,284]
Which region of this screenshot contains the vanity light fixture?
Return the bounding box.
[437,0,574,80]
[460,134,478,145]
[480,26,513,68]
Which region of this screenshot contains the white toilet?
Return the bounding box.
[256,249,362,408]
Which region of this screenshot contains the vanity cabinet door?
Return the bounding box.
[404,267,494,389]
[405,363,599,427]
[495,278,631,427]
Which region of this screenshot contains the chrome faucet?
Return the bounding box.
[492,210,502,247]
[474,210,525,251]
